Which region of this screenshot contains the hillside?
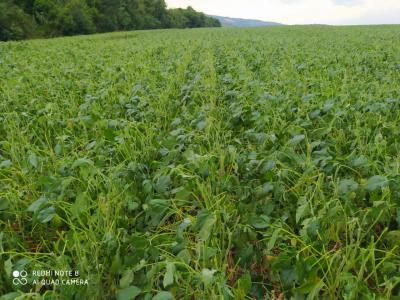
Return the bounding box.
[208,15,282,27]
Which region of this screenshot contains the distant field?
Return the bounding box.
[1,26,400,299]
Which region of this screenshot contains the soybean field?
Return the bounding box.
[1,26,400,299]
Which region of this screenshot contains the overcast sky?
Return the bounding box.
[166,0,400,25]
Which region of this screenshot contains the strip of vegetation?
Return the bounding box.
[0,0,221,41]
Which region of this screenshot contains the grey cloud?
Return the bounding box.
[342,7,400,24]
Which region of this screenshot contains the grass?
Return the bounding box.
[0,25,400,299]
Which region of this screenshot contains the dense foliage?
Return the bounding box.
[1,26,400,299]
[0,0,220,41]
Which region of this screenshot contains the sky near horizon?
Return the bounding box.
[166,0,400,25]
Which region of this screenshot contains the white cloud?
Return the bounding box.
[331,0,363,6]
[166,0,400,25]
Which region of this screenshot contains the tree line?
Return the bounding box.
[0,0,221,41]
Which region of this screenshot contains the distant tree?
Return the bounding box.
[92,0,121,32]
[56,0,95,35]
[0,0,221,41]
[0,0,35,40]
[167,6,221,29]
[167,8,188,28]
[14,0,35,14]
[32,0,60,36]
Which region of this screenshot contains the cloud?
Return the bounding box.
[331,0,363,6]
[166,0,400,25]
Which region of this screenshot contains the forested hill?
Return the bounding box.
[0,0,221,41]
[209,15,282,27]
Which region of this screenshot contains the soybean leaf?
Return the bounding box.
[198,215,216,241]
[289,135,305,145]
[296,203,309,224]
[0,160,12,168]
[196,120,207,130]
[163,262,175,288]
[195,210,216,239]
[4,257,12,277]
[1,292,23,300]
[366,176,389,192]
[27,195,48,213]
[37,206,56,223]
[249,214,269,229]
[237,272,252,294]
[351,155,368,167]
[338,179,359,195]
[201,268,216,287]
[28,153,38,168]
[72,158,94,169]
[0,198,9,210]
[155,175,171,193]
[152,291,174,300]
[117,286,141,300]
[120,270,134,289]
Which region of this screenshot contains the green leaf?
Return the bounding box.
[163,262,176,288]
[72,158,94,169]
[171,118,181,127]
[365,175,389,192]
[146,199,170,226]
[201,268,217,287]
[196,120,207,130]
[338,179,359,195]
[155,175,171,193]
[27,195,48,213]
[37,206,56,223]
[14,258,30,272]
[296,203,309,224]
[4,257,12,277]
[381,261,397,274]
[28,153,38,168]
[117,286,141,300]
[249,214,269,229]
[1,292,23,300]
[120,270,134,289]
[0,198,9,210]
[295,279,324,295]
[0,160,12,168]
[267,229,280,250]
[262,160,276,172]
[152,291,174,300]
[323,101,334,112]
[127,201,139,211]
[54,144,62,156]
[351,155,368,167]
[237,272,252,294]
[198,214,216,241]
[110,253,122,275]
[305,218,320,238]
[257,182,274,197]
[385,231,400,246]
[289,134,305,145]
[71,192,91,219]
